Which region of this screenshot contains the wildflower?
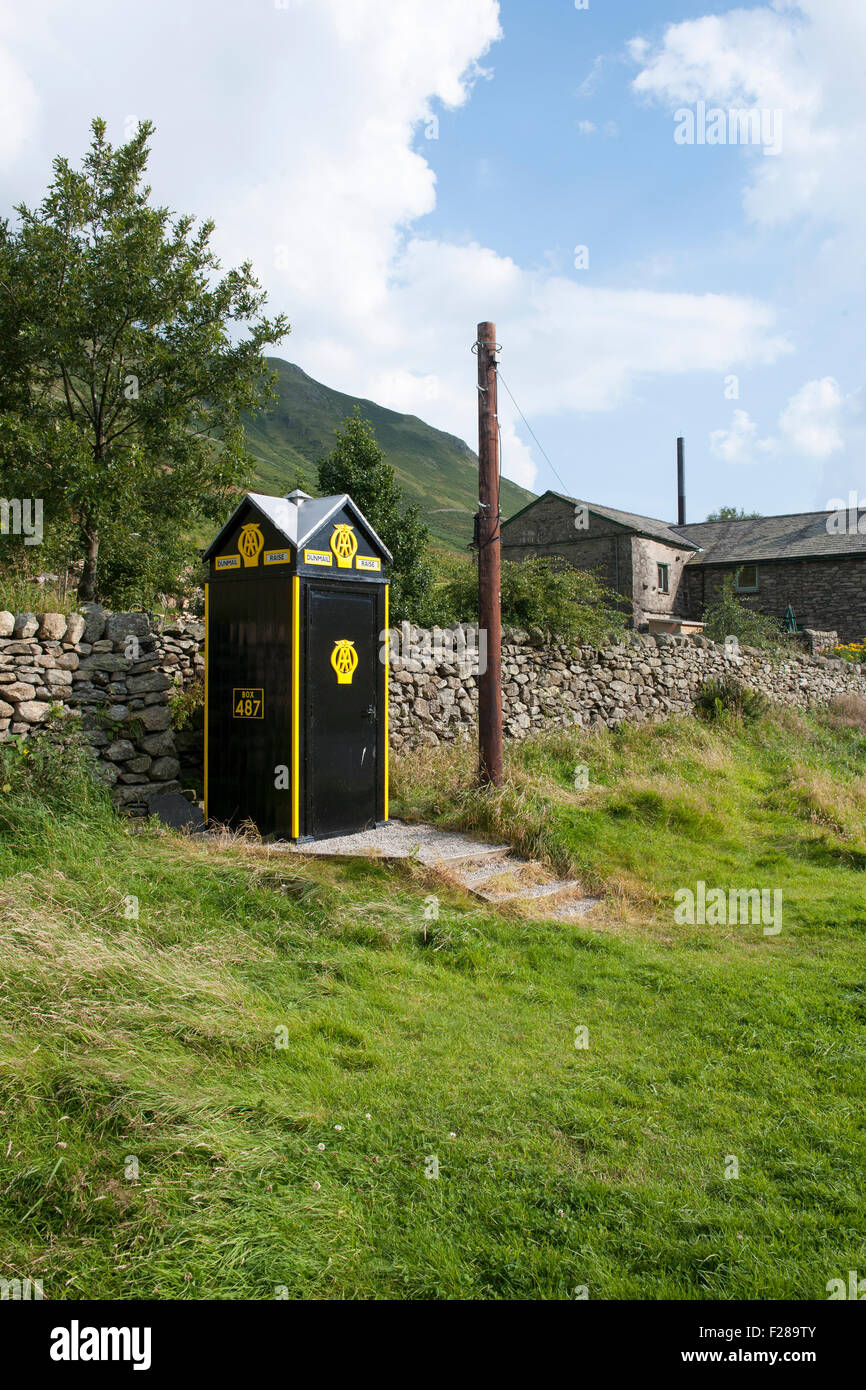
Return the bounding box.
[334,1125,343,1131]
[312,1181,321,1191]
[317,1143,325,1151]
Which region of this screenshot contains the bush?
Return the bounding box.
[702,577,785,651]
[428,553,628,647]
[694,677,767,724]
[0,713,112,841]
[169,678,204,731]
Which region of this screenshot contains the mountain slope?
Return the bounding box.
[242,358,535,550]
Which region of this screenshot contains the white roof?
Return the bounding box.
[204,491,393,561]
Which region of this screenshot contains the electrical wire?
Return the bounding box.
[496,368,572,497]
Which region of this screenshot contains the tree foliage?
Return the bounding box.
[316,408,431,622]
[701,576,784,649]
[705,506,763,520]
[435,553,628,647]
[0,118,289,602]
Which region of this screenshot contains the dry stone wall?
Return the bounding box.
[386,624,866,749]
[3,609,865,807]
[0,605,202,811]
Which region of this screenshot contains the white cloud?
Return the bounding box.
[630,2,866,245]
[710,409,772,465]
[778,377,846,460]
[711,377,853,467]
[0,6,38,167]
[0,0,793,495]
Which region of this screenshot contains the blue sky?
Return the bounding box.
[0,0,863,523]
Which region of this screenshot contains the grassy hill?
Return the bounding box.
[242,358,535,551]
[2,702,865,1298]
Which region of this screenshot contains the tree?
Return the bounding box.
[702,576,783,650]
[435,553,628,647]
[0,118,289,601]
[705,506,763,521]
[317,407,431,621]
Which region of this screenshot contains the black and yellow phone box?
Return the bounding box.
[202,489,391,840]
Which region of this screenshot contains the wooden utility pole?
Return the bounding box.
[476,320,503,787]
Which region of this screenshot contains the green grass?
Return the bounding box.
[1,708,865,1299]
[0,574,79,616]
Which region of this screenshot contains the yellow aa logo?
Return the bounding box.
[238,523,265,567]
[330,524,358,568]
[330,639,358,685]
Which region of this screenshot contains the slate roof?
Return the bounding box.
[203,491,393,562]
[673,512,866,564]
[503,490,864,565]
[502,491,699,550]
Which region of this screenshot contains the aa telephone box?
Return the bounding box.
[202,489,391,840]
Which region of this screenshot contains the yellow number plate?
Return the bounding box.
[233,687,264,719]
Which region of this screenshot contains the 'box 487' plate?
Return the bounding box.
[233,688,264,719]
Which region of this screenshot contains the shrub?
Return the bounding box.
[694,677,767,724]
[169,678,204,731]
[702,577,785,651]
[0,712,111,840]
[429,553,628,647]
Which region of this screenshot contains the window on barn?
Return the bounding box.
[735,564,759,592]
[657,562,670,594]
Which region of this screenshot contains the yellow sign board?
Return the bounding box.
[238,523,265,567]
[330,524,358,568]
[264,550,291,565]
[233,687,264,719]
[330,640,358,685]
[355,555,381,572]
[304,549,332,566]
[215,555,240,570]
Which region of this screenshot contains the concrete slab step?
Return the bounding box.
[541,897,603,919]
[458,855,536,887]
[476,878,586,904]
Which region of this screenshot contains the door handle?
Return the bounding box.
[363,704,376,719]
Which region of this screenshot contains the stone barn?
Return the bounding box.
[501,490,866,643]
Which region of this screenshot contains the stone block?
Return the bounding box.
[151,756,180,780]
[13,614,39,639]
[106,612,151,645]
[16,701,51,722]
[38,613,68,641]
[141,730,176,757]
[64,613,87,645]
[4,682,35,702]
[81,605,107,643]
[105,739,136,761]
[134,705,171,732]
[126,671,172,695]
